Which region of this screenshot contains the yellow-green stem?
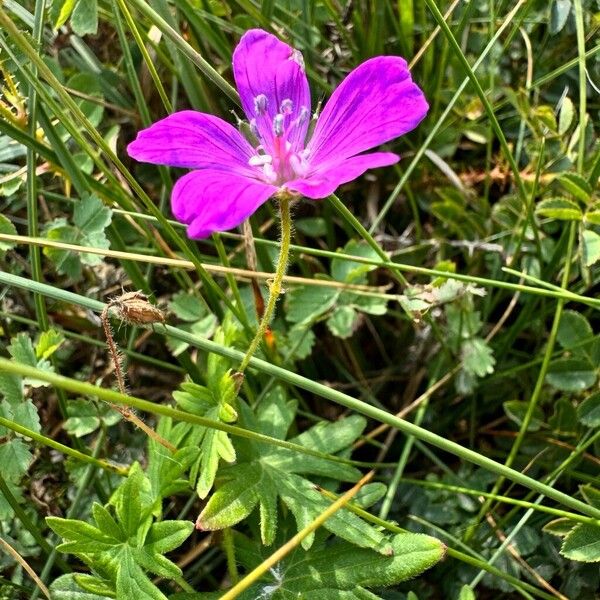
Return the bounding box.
[238,194,292,374]
[223,527,239,585]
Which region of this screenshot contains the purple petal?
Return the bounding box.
[171,170,277,239]
[233,29,310,153]
[127,111,256,175]
[285,152,399,199]
[306,57,428,168]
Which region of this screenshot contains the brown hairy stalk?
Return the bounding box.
[101,291,176,453]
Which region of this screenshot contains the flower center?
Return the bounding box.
[248,96,309,185]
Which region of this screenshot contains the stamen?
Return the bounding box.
[297,106,309,124]
[273,114,285,137]
[289,154,308,177]
[249,119,259,138]
[289,49,305,71]
[249,154,273,167]
[254,94,268,115]
[280,99,293,114]
[262,163,277,183]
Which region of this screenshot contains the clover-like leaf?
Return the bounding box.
[503,400,544,432]
[578,392,600,427]
[286,285,339,325]
[582,230,600,267]
[561,523,600,562]
[580,484,600,510]
[536,197,582,221]
[63,399,121,437]
[558,173,593,203]
[0,439,33,483]
[557,311,595,355]
[546,358,596,392]
[0,214,17,255]
[331,240,381,284]
[548,398,578,436]
[327,305,359,338]
[70,0,98,36]
[461,337,495,378]
[543,518,574,538]
[44,193,112,278]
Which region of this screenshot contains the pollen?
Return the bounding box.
[280,99,293,114]
[273,114,285,137]
[253,94,268,114]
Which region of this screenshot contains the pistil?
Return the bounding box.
[248,94,310,184]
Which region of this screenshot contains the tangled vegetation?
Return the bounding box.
[0,1,599,598]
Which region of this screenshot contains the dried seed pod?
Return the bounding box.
[108,291,166,326]
[99,291,176,453]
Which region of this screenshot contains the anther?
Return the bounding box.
[273,114,285,137]
[249,119,259,138]
[249,154,273,167]
[254,94,268,115]
[280,99,293,114]
[289,49,305,71]
[297,106,309,124]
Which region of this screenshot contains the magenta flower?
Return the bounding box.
[127,29,428,239]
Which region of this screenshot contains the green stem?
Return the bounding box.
[379,398,429,519]
[573,0,587,174]
[402,478,597,525]
[26,0,47,332]
[466,222,578,540]
[1,354,599,521]
[371,0,527,232]
[0,359,381,471]
[238,194,292,374]
[423,0,528,210]
[222,528,239,585]
[0,416,127,475]
[1,273,600,519]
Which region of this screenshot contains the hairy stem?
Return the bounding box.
[238,194,292,375]
[222,527,239,585]
[101,306,176,453]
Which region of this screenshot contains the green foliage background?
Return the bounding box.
[0,0,599,598]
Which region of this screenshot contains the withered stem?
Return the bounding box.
[101,304,176,453]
